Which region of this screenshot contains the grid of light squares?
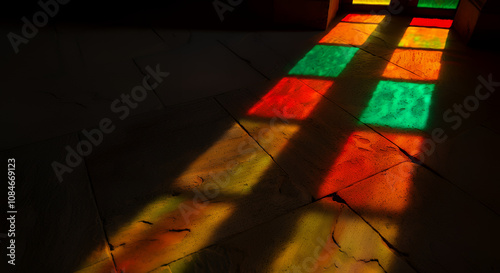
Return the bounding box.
[361,17,453,130]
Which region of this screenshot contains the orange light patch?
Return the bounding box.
[342,14,386,24]
[398,27,449,49]
[353,0,391,5]
[410,17,453,28]
[319,23,378,46]
[111,201,235,273]
[316,131,412,198]
[247,77,333,120]
[382,133,425,158]
[383,49,443,81]
[338,162,416,214]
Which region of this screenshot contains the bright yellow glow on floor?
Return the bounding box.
[383,49,443,80]
[267,199,410,272]
[331,205,404,269]
[172,123,299,194]
[353,0,391,5]
[398,27,450,49]
[319,23,378,46]
[268,200,340,272]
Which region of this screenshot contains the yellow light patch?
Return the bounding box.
[172,122,299,194]
[398,27,450,49]
[268,200,340,272]
[353,0,391,5]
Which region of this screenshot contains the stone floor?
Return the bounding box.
[1,11,500,273]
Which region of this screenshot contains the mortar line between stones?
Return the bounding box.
[320,161,408,200]
[132,58,167,110]
[216,39,272,81]
[212,96,291,180]
[79,133,119,272]
[153,195,334,272]
[331,197,422,273]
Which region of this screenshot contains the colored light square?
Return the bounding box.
[410,17,453,28]
[338,162,418,214]
[319,23,378,46]
[342,14,386,24]
[289,45,359,78]
[383,49,443,81]
[360,81,435,129]
[316,131,421,198]
[353,0,391,5]
[417,0,459,9]
[398,27,449,49]
[247,77,334,120]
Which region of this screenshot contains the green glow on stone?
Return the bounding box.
[417,0,460,9]
[289,45,359,78]
[360,81,435,130]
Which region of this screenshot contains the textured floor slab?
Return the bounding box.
[157,199,415,273]
[338,162,500,272]
[84,98,309,272]
[0,134,113,272]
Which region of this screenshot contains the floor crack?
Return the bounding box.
[357,47,423,79]
[332,228,388,273]
[212,96,291,182]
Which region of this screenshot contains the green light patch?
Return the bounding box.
[360,81,435,130]
[417,0,460,9]
[289,45,359,78]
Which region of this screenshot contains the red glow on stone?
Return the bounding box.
[410,18,453,28]
[247,77,334,120]
[337,162,416,214]
[316,131,418,198]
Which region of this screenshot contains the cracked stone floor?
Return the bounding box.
[1,12,500,273]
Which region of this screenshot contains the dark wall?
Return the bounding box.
[1,0,261,27]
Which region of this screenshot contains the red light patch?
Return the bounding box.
[247,77,334,120]
[317,131,416,197]
[410,18,453,28]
